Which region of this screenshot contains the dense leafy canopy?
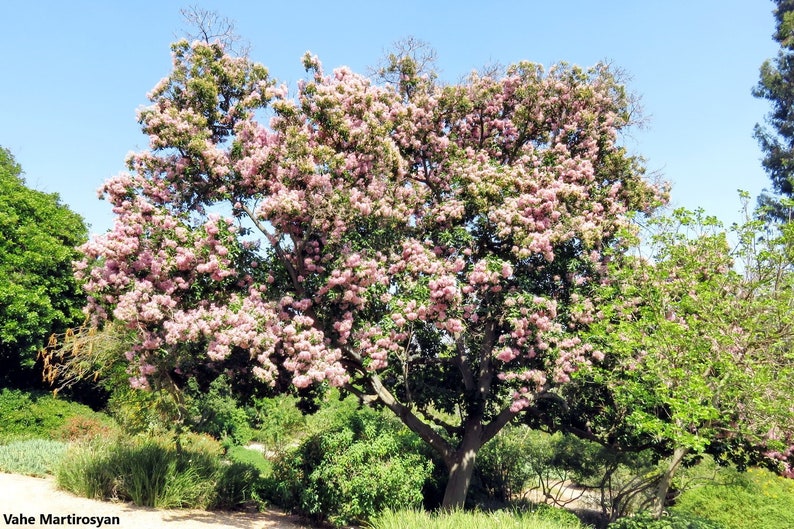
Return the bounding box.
[76,40,664,507]
[0,147,87,387]
[570,204,794,514]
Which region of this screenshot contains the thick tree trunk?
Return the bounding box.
[653,446,688,518]
[442,442,480,509]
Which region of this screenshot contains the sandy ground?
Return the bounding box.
[0,473,312,528]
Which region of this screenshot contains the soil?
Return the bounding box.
[0,472,312,528]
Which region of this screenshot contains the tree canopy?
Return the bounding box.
[572,204,794,515]
[754,0,794,217]
[76,39,665,507]
[0,146,88,387]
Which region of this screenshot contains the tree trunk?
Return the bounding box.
[653,446,688,518]
[442,442,480,509]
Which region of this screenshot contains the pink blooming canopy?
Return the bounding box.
[78,39,661,408]
[76,40,663,505]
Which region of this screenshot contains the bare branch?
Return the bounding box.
[178,6,250,56]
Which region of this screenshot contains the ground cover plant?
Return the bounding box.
[0,438,68,476]
[607,512,725,529]
[671,466,794,529]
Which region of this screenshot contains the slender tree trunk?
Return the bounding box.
[653,446,688,518]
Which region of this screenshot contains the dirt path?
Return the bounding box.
[0,473,311,528]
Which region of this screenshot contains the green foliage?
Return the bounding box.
[265,407,433,526]
[476,425,536,502]
[225,445,272,477]
[476,422,675,524]
[366,506,586,529]
[105,384,183,435]
[247,394,306,450]
[0,438,68,476]
[673,467,794,529]
[571,205,794,513]
[212,462,262,510]
[0,389,114,442]
[185,375,253,445]
[608,512,725,529]
[0,146,87,387]
[55,432,258,509]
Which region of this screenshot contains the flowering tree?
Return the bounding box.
[76,39,663,507]
[578,205,794,517]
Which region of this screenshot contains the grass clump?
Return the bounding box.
[367,507,586,529]
[0,438,68,476]
[55,433,260,510]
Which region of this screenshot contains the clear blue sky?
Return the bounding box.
[0,0,779,235]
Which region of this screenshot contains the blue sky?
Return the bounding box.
[0,1,779,235]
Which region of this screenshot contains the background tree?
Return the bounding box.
[0,147,87,388]
[754,0,794,219]
[76,39,664,508]
[576,204,794,518]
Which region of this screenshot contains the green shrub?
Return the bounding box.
[264,407,433,526]
[366,507,586,529]
[55,441,116,499]
[0,438,68,476]
[0,389,112,441]
[672,467,794,529]
[55,433,258,510]
[185,376,253,445]
[106,383,194,436]
[608,511,726,529]
[476,425,535,502]
[248,394,306,450]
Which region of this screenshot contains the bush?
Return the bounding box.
[0,438,68,476]
[53,415,120,442]
[608,511,726,529]
[672,467,794,529]
[0,389,112,441]
[476,425,535,502]
[55,433,259,510]
[212,462,261,510]
[264,407,433,526]
[247,394,306,450]
[185,376,253,445]
[104,386,174,435]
